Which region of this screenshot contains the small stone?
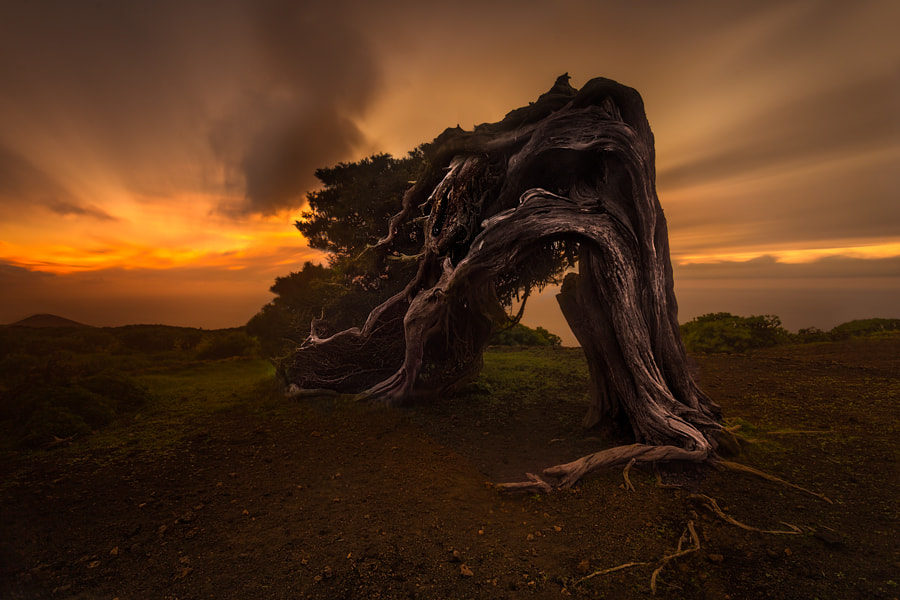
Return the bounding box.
[553,525,562,532]
[526,534,534,541]
[813,529,845,548]
[460,564,474,577]
[577,559,591,575]
[707,553,724,564]
[450,550,462,563]
[109,546,119,557]
[784,547,792,556]
[477,528,485,535]
[87,560,100,569]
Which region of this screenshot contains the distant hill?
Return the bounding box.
[6,313,90,328]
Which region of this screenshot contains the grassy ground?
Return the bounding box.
[1,335,898,599]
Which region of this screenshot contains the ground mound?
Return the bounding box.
[6,314,88,328]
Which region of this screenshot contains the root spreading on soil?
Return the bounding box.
[717,459,833,504]
[767,429,835,435]
[691,494,802,535]
[497,443,710,493]
[622,457,637,491]
[571,520,701,595]
[574,561,648,586]
[650,520,701,594]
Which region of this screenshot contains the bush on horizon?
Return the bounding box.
[488,323,562,347]
[680,313,793,353]
[680,313,900,353]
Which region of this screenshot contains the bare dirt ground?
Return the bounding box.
[1,336,898,599]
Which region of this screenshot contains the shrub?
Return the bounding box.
[680,313,792,353]
[115,326,193,353]
[194,330,260,360]
[21,402,92,448]
[54,385,116,427]
[830,318,900,339]
[79,371,152,411]
[489,323,563,347]
[795,327,831,344]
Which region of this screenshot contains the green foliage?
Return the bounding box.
[680,313,792,353]
[115,325,203,353]
[488,323,562,347]
[296,151,424,259]
[830,318,900,339]
[79,371,153,412]
[0,326,118,359]
[681,313,900,353]
[194,329,260,360]
[794,327,832,344]
[246,261,349,358]
[0,324,262,449]
[246,254,417,359]
[20,401,92,448]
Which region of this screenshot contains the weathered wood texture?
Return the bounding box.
[283,76,722,480]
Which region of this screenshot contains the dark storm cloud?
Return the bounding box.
[0,0,384,216]
[211,0,383,215]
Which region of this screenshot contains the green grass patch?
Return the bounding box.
[0,324,271,452]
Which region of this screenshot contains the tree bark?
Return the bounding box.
[282,75,723,486]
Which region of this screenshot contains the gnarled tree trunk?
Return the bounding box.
[283,75,723,489]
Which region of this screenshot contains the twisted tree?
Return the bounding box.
[282,75,724,490]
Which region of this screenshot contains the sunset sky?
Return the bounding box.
[1,0,898,344]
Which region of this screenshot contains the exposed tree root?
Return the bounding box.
[650,520,700,594]
[45,434,76,449]
[622,458,637,491]
[285,386,341,399]
[690,494,802,535]
[767,429,834,435]
[569,521,699,594]
[574,561,648,587]
[496,443,709,493]
[496,472,554,493]
[717,459,833,504]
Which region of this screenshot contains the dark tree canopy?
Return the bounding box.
[296,151,424,260]
[281,75,725,489]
